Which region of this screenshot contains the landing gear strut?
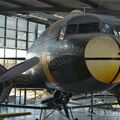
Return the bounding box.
[40,90,78,120]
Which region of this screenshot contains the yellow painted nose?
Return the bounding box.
[85,36,120,84]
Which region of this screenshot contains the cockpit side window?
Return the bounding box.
[102,23,110,33]
[112,25,120,36]
[58,26,66,40]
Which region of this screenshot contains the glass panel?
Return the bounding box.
[7,17,16,29]
[6,39,15,48]
[66,24,77,34]
[6,29,16,39]
[113,25,120,36]
[28,33,35,41]
[0,59,4,66]
[17,50,26,57]
[0,38,4,47]
[0,48,4,57]
[5,60,16,69]
[17,31,26,40]
[18,19,27,31]
[0,28,4,37]
[29,22,36,33]
[78,23,100,33]
[0,15,5,27]
[17,40,26,49]
[102,23,110,33]
[5,49,16,58]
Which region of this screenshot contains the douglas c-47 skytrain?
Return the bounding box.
[0,11,120,111]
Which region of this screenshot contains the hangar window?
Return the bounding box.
[77,23,99,33]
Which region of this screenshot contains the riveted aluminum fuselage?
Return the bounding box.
[27,13,120,94]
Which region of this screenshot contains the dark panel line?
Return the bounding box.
[85,58,120,60]
[109,67,120,84]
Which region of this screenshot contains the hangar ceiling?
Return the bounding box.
[0,0,120,25]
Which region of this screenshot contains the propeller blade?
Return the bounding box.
[0,57,39,83]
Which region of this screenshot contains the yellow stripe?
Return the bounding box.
[43,63,56,84]
[42,53,56,84]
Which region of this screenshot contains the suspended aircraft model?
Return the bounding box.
[0,10,120,119]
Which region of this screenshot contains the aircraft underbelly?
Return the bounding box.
[55,77,113,94]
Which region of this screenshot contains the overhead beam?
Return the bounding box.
[78,0,99,8]
[0,7,73,12]
[0,0,35,8]
[37,0,69,9]
[0,7,120,16]
[0,12,49,26]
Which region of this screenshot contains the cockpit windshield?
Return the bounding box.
[66,22,100,34]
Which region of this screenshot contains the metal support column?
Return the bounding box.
[14,86,17,104]
[19,89,22,104]
[91,92,94,120]
[3,16,7,66]
[35,89,37,100]
[39,109,43,120]
[24,89,27,105]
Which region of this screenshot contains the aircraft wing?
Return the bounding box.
[68,102,119,109]
[13,74,46,88]
[0,57,39,83]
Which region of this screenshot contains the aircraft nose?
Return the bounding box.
[85,36,120,84]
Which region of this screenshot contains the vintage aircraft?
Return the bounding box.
[0,10,120,119]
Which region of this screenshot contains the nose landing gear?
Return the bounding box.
[41,90,78,120]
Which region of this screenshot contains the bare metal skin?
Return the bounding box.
[0,12,120,102]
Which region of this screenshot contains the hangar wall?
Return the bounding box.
[0,15,45,69]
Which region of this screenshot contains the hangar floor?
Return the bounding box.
[0,106,120,120]
[0,90,120,120]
